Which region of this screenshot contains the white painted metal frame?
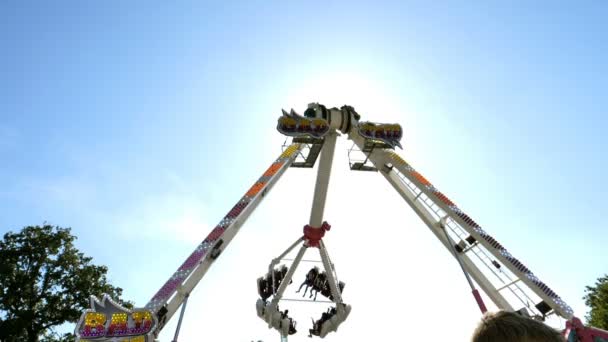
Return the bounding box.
[310,132,338,227]
[258,129,350,340]
[147,144,304,334]
[306,130,347,312]
[346,128,573,320]
[80,104,579,341]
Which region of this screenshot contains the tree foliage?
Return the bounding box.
[0,225,132,342]
[584,274,608,330]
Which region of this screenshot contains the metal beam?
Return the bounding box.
[309,132,337,227]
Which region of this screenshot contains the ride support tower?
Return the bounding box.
[73,103,608,342]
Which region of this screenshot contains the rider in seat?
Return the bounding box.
[309,318,320,338]
[310,272,327,300]
[257,276,271,301]
[309,306,336,337]
[297,266,319,297]
[288,318,297,335]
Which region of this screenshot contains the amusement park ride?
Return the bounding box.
[74,104,608,341]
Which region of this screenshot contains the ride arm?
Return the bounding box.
[347,130,574,320]
[145,143,304,334]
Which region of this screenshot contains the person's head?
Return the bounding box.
[471,311,564,342]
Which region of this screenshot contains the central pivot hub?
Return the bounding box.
[303,221,331,247]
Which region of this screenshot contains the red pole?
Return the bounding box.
[472,289,488,314]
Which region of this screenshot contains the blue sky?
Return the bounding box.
[1,1,607,341]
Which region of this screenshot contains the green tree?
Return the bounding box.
[0,225,132,342]
[584,274,608,330]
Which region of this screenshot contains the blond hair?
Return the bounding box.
[471,311,564,342]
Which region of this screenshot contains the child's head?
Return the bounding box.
[472,311,564,342]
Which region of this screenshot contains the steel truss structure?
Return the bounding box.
[74,104,608,342]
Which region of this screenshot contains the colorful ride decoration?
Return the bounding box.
[385,150,575,318]
[357,121,403,148]
[75,294,157,342]
[277,109,330,138]
[144,144,301,315]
